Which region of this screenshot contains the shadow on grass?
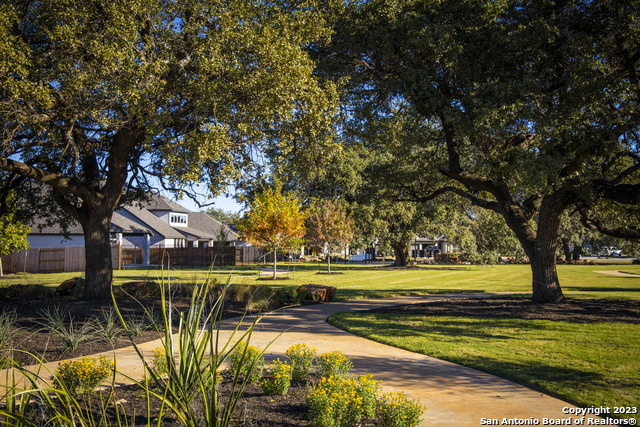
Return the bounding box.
[563,286,640,292]
[335,289,485,300]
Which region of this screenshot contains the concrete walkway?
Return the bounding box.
[8,294,605,426]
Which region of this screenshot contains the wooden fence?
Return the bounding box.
[1,245,263,274]
[1,246,120,274]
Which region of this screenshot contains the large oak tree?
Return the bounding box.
[321,0,640,303]
[0,0,338,297]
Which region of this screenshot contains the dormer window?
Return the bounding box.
[170,214,187,225]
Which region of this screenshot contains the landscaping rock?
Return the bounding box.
[297,284,336,302]
[113,281,160,298]
[56,277,84,296]
[0,284,56,300]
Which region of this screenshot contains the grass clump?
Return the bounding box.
[38,305,97,352]
[92,306,122,344]
[0,309,17,348]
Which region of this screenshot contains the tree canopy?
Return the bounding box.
[0,0,338,297]
[239,186,306,279]
[0,192,29,277]
[318,0,640,302]
[306,198,354,272]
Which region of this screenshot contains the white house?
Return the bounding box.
[27,193,238,265]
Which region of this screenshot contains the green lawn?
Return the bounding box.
[328,311,640,422]
[2,262,640,300]
[2,261,640,419]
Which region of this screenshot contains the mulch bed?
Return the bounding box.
[3,291,638,425]
[1,295,249,366]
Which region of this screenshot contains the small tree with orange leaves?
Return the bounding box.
[306,199,354,273]
[240,187,306,279]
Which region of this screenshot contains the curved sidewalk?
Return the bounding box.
[10,293,604,426]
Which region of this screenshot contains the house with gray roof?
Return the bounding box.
[26,193,238,265]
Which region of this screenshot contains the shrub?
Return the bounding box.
[0,308,17,348]
[286,343,317,381]
[92,307,122,345]
[123,314,150,336]
[54,356,114,397]
[260,359,292,396]
[377,391,426,427]
[151,347,170,376]
[229,342,265,384]
[38,305,97,352]
[308,375,377,427]
[316,351,352,378]
[357,374,382,419]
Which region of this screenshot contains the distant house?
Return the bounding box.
[26,193,238,265]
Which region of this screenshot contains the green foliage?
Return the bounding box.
[0,194,29,277]
[54,356,114,397]
[38,305,97,353]
[229,343,266,385]
[92,307,123,345]
[0,0,339,298]
[377,391,426,427]
[206,208,242,226]
[307,375,381,427]
[123,314,151,337]
[151,347,170,377]
[306,199,355,272]
[286,343,318,381]
[329,311,640,419]
[260,359,292,396]
[0,309,17,348]
[320,0,640,302]
[316,351,353,378]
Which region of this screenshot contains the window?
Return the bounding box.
[170,214,187,225]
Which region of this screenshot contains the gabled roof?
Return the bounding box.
[188,212,238,241]
[134,193,190,213]
[119,206,186,239]
[28,211,153,235]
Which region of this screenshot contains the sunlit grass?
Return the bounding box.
[329,312,640,422]
[2,262,640,300]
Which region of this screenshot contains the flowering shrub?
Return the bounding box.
[151,347,169,376]
[54,356,114,397]
[316,351,352,378]
[377,391,426,427]
[260,359,292,395]
[229,342,265,384]
[285,343,317,381]
[307,375,381,427]
[357,375,382,419]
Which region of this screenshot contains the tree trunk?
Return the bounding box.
[0,258,3,278]
[392,243,409,267]
[498,194,568,304]
[79,207,114,299]
[273,249,277,279]
[327,249,331,273]
[529,199,566,304]
[531,251,565,303]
